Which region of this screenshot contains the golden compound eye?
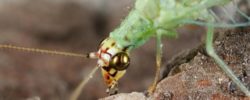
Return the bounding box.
[109,52,130,71]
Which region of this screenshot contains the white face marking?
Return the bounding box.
[101,53,111,61]
[97,48,119,66]
[107,47,118,56]
[97,46,120,66]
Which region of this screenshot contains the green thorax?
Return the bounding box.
[109,10,155,50]
[109,0,231,50]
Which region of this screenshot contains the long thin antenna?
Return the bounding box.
[69,66,99,100]
[0,44,87,58]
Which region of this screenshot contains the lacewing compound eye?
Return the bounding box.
[109,52,130,71]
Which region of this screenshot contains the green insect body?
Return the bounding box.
[110,0,230,49]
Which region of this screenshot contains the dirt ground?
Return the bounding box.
[0,1,205,100]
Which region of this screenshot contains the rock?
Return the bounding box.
[100,92,146,100]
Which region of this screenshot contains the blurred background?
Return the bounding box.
[0,0,208,100]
